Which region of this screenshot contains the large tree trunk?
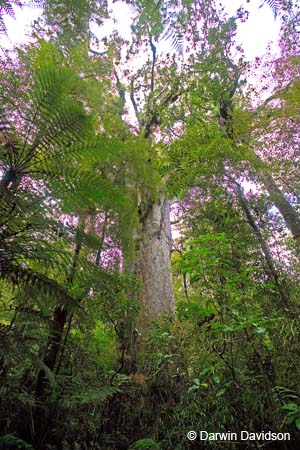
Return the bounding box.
[120,193,175,372]
[136,194,175,333]
[120,36,176,366]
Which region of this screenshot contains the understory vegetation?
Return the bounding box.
[1,0,300,449]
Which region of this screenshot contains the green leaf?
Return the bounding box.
[64,385,119,406]
[255,327,266,334]
[282,403,298,412]
[0,434,34,449]
[212,373,221,384]
[216,388,226,397]
[130,438,161,450]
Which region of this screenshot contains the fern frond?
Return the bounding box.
[1,264,80,311]
[1,64,94,176]
[47,168,123,212]
[161,16,184,56]
[260,0,281,18]
[28,134,123,176]
[0,434,34,449]
[63,385,120,406]
[0,0,23,33]
[34,355,58,394]
[130,438,161,450]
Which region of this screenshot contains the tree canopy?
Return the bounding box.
[1,1,300,449]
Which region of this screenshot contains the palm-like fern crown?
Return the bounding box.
[0,43,132,307]
[1,46,125,198]
[0,0,43,33]
[0,0,21,33]
[261,0,282,18]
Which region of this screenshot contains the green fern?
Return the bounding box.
[0,434,34,449]
[34,355,58,394]
[0,0,43,33]
[2,63,98,187]
[130,438,161,450]
[63,385,120,406]
[1,45,129,298]
[1,264,80,310]
[0,0,21,33]
[1,55,125,217]
[260,0,281,18]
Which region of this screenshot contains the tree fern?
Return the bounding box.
[0,0,21,33]
[0,0,43,33]
[160,13,184,56]
[1,58,127,221]
[260,0,282,18]
[0,44,132,326]
[1,264,80,310]
[62,384,120,407]
[1,84,89,190]
[2,62,97,187]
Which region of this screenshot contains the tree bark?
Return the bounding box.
[234,180,290,306]
[118,194,175,372]
[135,194,175,333]
[218,67,300,245]
[35,220,83,399]
[258,166,300,242]
[247,147,300,242]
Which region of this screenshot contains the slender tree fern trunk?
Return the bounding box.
[36,225,84,398]
[35,220,84,399]
[31,219,85,448]
[35,307,68,399]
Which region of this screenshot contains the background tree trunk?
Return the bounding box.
[258,167,300,242]
[234,179,290,306]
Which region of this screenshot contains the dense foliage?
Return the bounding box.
[0,1,300,449]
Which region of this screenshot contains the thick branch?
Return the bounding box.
[149,36,156,94]
[143,90,182,139]
[219,62,300,244]
[231,178,290,305]
[114,69,126,118]
[130,78,140,121]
